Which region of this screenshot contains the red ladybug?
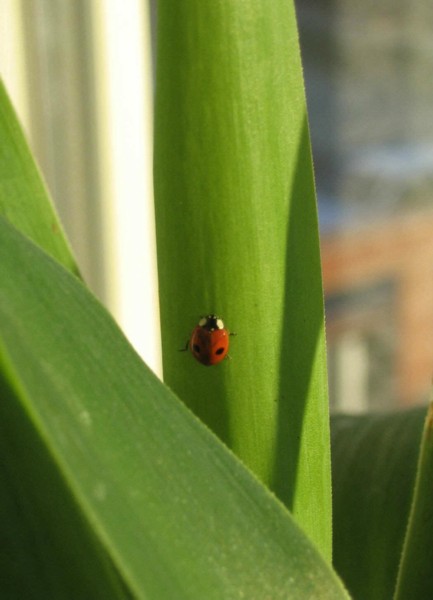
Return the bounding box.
[186,315,233,366]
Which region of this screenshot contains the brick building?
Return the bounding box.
[297,1,433,411]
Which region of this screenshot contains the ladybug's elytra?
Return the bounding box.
[185,314,233,366]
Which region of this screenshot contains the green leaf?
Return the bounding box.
[331,409,425,599]
[154,0,331,559]
[0,79,79,275]
[0,218,348,598]
[0,374,130,599]
[395,401,433,599]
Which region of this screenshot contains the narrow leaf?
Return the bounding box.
[0,79,79,275]
[395,401,433,599]
[154,0,331,559]
[331,409,424,599]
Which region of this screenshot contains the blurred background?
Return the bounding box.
[1,0,432,413]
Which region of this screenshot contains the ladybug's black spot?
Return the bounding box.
[193,344,201,354]
[215,347,225,355]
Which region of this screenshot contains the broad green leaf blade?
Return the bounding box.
[0,218,348,599]
[0,79,79,275]
[154,0,331,559]
[395,401,433,599]
[331,409,424,599]
[0,373,130,599]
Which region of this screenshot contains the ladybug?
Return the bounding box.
[184,314,233,366]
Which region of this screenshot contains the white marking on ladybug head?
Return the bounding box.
[198,317,207,327]
[216,318,224,329]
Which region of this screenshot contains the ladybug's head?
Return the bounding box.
[198,314,224,332]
